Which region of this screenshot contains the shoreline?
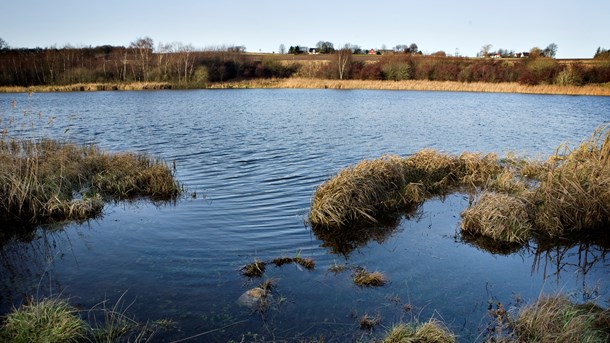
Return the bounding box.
[1,78,609,96]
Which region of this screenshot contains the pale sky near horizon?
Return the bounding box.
[1,0,608,58]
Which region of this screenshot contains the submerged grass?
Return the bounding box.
[0,138,181,227]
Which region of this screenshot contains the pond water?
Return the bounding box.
[1,89,609,342]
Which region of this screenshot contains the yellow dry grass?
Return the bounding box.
[208,78,610,96]
[531,127,610,237]
[513,295,610,343]
[461,193,533,244]
[382,319,456,343]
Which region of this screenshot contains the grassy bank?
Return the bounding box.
[1,78,610,96]
[0,137,181,229]
[208,78,610,96]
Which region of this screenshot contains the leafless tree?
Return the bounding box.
[335,47,352,80]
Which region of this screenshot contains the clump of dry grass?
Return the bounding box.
[309,155,413,229]
[513,295,609,342]
[309,151,503,230]
[240,260,266,278]
[0,138,180,226]
[382,319,456,343]
[352,268,387,287]
[531,127,610,237]
[461,193,533,245]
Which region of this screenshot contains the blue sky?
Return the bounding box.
[1,0,608,58]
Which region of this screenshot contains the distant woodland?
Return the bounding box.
[1,37,609,88]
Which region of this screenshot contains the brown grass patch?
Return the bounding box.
[382,319,456,343]
[359,314,381,330]
[513,295,609,342]
[353,268,387,287]
[309,155,413,229]
[0,82,172,93]
[461,193,533,245]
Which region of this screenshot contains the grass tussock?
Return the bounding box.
[1,298,86,343]
[532,127,610,237]
[359,314,381,330]
[309,151,501,230]
[0,138,181,226]
[382,319,456,343]
[310,155,412,229]
[461,193,533,245]
[352,268,387,287]
[513,295,610,343]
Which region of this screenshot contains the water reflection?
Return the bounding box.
[311,208,421,256]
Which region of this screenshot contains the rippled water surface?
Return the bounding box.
[1,90,609,342]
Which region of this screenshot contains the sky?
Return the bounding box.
[1,0,608,58]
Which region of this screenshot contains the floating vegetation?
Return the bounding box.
[352,268,387,287]
[240,260,266,278]
[381,319,456,343]
[293,257,315,270]
[358,314,381,331]
[328,261,348,274]
[271,257,294,267]
[241,255,317,278]
[512,295,610,343]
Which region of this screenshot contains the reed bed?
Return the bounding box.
[0,138,180,226]
[209,78,610,96]
[0,82,172,93]
[512,295,610,343]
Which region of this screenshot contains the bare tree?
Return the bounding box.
[0,37,8,50]
[279,44,286,54]
[335,47,352,80]
[130,37,153,81]
[480,44,493,58]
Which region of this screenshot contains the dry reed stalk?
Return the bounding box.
[513,295,610,342]
[532,127,610,236]
[461,193,533,244]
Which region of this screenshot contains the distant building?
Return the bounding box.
[368,49,376,55]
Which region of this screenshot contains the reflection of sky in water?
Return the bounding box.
[1,90,609,341]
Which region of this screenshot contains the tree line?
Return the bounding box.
[0,37,298,87]
[1,37,609,87]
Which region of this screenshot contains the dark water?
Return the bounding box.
[1,90,609,342]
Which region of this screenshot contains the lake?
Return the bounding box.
[1,89,609,342]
